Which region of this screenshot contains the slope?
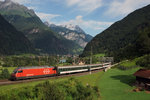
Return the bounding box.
[0,14,34,55]
[81,4,150,61]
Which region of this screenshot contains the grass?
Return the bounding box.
[98,68,150,100]
[76,72,104,86]
[120,60,136,67]
[94,53,105,57]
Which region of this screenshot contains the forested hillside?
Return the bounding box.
[81,4,150,61]
[0,0,81,55]
[0,14,34,55]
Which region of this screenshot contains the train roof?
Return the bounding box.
[58,63,109,69]
[17,66,54,69]
[14,62,111,69]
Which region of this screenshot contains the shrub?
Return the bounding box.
[34,81,65,100]
[60,78,100,100]
[136,55,150,69]
[118,65,137,70]
[0,68,10,79]
[0,79,101,100]
[93,86,100,97]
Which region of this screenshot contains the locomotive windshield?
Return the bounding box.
[13,70,17,74]
[12,68,20,74]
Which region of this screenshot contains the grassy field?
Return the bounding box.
[98,68,150,100]
[0,67,150,100]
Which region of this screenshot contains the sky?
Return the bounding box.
[1,0,150,36]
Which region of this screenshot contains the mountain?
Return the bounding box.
[60,24,86,34]
[0,0,82,55]
[81,4,150,61]
[45,22,93,47]
[0,14,34,55]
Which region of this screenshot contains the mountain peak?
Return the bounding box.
[59,24,86,34]
[46,22,93,48]
[44,21,50,26]
[44,21,57,27]
[0,0,36,17]
[4,0,16,5]
[0,0,18,8]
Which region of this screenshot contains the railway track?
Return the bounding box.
[0,69,103,86]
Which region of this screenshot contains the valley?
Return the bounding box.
[0,0,150,100]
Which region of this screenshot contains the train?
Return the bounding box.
[10,62,111,80]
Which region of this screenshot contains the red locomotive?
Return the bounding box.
[11,66,57,80]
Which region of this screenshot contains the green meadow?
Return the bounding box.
[0,66,150,100]
[98,68,150,100]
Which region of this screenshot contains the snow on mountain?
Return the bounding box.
[45,22,93,48]
[60,24,86,34]
[0,0,14,8]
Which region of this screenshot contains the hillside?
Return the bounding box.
[45,22,93,48]
[0,0,82,55]
[81,4,150,61]
[0,14,34,55]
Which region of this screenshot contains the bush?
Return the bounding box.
[118,65,137,70]
[0,68,10,79]
[18,87,34,100]
[60,78,100,100]
[136,55,150,69]
[117,59,139,70]
[0,78,101,100]
[93,86,100,97]
[33,81,65,100]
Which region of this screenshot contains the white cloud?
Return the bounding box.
[55,15,113,32]
[105,0,150,17]
[35,12,61,23]
[65,0,102,13]
[27,6,37,10]
[71,15,112,30]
